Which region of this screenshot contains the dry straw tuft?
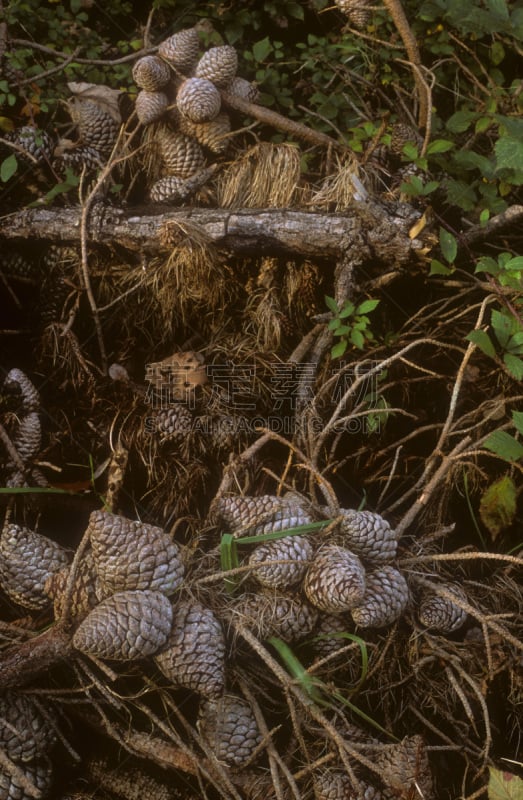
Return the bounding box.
[216,142,301,208]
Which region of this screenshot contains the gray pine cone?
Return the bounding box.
[195,45,238,88]
[53,145,104,172]
[198,693,262,768]
[154,126,206,178]
[0,691,54,763]
[374,735,434,799]
[44,550,101,621]
[337,508,398,564]
[2,126,54,164]
[158,28,200,74]
[248,535,313,589]
[132,55,171,91]
[311,613,352,660]
[154,601,225,698]
[135,90,168,125]
[67,98,119,155]
[313,768,354,800]
[303,544,366,613]
[417,584,468,633]
[0,756,53,800]
[4,369,40,412]
[154,404,194,445]
[72,589,173,660]
[0,524,70,610]
[148,165,216,203]
[214,493,313,538]
[87,509,185,597]
[178,112,232,154]
[350,566,409,628]
[176,77,221,123]
[334,0,371,28]
[227,77,259,103]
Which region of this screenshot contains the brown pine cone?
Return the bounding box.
[44,550,101,621]
[158,28,200,74]
[417,584,468,633]
[87,509,185,597]
[389,122,423,155]
[233,592,318,643]
[154,126,206,178]
[148,165,216,204]
[72,589,173,660]
[313,768,354,799]
[334,0,371,28]
[198,693,262,768]
[350,566,409,628]
[374,735,434,799]
[303,544,366,613]
[178,112,232,154]
[0,524,70,610]
[176,77,221,123]
[0,756,53,800]
[154,404,194,446]
[11,411,41,464]
[248,535,313,589]
[336,508,398,564]
[132,55,171,91]
[154,601,225,698]
[0,691,54,763]
[195,45,238,88]
[67,98,119,155]
[213,493,313,538]
[2,126,54,165]
[311,613,352,660]
[135,90,168,125]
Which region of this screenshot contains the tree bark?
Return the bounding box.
[0,204,420,263]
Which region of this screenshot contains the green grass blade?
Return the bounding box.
[268,637,328,705]
[220,533,240,594]
[235,519,333,546]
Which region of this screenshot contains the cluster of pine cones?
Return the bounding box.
[131,26,259,203]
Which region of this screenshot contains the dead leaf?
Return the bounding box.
[488,767,523,800]
[479,475,517,540]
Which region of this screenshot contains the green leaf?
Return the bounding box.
[426,139,454,154]
[430,259,454,276]
[503,353,523,380]
[445,179,477,212]
[328,318,341,331]
[350,329,365,349]
[512,411,523,436]
[446,109,477,133]
[220,533,239,594]
[483,430,523,462]
[331,340,348,359]
[355,299,379,314]
[268,638,326,704]
[334,324,351,336]
[490,41,505,65]
[338,301,356,318]
[439,227,458,264]
[465,330,497,359]
[325,294,339,314]
[487,767,523,800]
[252,36,272,62]
[236,520,332,546]
[495,135,523,181]
[492,309,514,348]
[479,475,517,539]
[475,116,493,134]
[1,153,18,182]
[286,2,305,20]
[475,256,499,275]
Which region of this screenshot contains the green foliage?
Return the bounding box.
[326,295,380,359]
[479,474,517,539]
[487,767,523,800]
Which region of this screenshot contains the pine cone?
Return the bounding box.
[195,45,238,88]
[53,145,104,172]
[158,28,200,74]
[178,112,232,154]
[198,693,262,768]
[4,369,40,412]
[2,126,54,164]
[336,509,398,564]
[248,535,313,589]
[374,735,434,799]
[389,122,423,155]
[0,691,54,763]
[350,566,409,628]
[154,404,194,446]
[154,601,225,698]
[148,165,216,203]
[313,768,354,799]
[227,77,259,103]
[132,55,171,91]
[176,77,221,123]
[44,550,101,621]
[72,589,173,660]
[0,524,70,610]
[0,756,53,800]
[233,592,318,643]
[0,252,39,280]
[311,613,352,660]
[87,510,185,597]
[11,411,41,464]
[304,544,366,614]
[334,0,371,28]
[213,493,313,538]
[135,90,168,125]
[154,126,206,178]
[67,98,119,155]
[417,584,468,633]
